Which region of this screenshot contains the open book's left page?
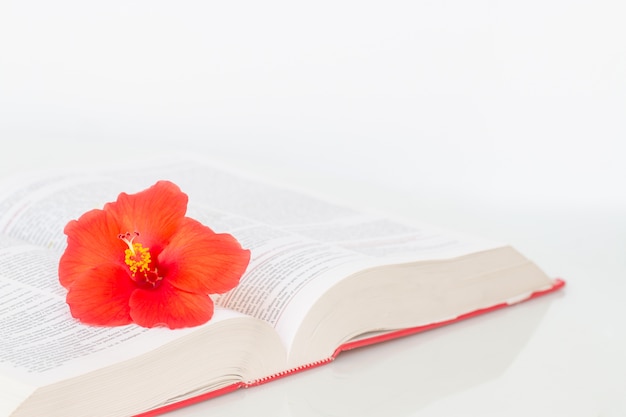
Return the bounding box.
[0,172,249,389]
[0,235,244,386]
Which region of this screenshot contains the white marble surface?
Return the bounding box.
[1,1,625,416]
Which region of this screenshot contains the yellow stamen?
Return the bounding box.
[119,232,152,278]
[124,242,152,277]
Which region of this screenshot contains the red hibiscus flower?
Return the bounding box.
[58,180,250,329]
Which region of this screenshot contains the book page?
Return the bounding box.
[212,212,500,351]
[0,157,500,367]
[0,236,252,387]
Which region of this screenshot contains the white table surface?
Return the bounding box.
[1,1,624,416]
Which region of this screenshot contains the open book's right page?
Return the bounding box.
[146,158,505,356]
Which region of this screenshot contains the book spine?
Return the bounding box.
[246,357,334,387]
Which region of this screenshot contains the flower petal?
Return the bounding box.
[65,264,135,326]
[158,218,250,294]
[129,280,214,329]
[59,208,125,288]
[105,180,188,251]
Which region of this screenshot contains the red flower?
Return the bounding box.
[58,181,250,329]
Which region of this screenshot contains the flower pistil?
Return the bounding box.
[119,231,162,288]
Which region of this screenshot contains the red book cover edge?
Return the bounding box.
[135,278,566,417]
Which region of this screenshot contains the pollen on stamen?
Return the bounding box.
[118,231,152,278]
[124,242,152,277]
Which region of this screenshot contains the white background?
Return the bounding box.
[1,1,625,416]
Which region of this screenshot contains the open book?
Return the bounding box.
[0,157,564,417]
